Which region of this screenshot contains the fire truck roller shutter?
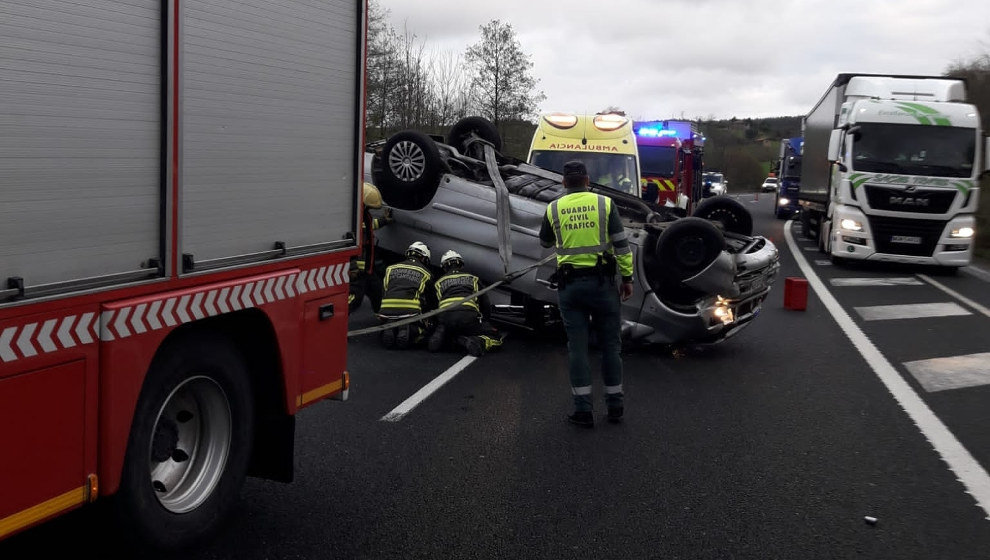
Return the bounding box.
[0,0,163,290]
[179,1,362,268]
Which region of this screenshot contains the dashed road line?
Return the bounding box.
[831,277,923,287]
[854,302,970,321]
[918,274,990,319]
[905,353,990,393]
[815,259,832,266]
[381,355,477,422]
[784,220,990,520]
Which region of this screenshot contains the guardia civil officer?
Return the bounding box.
[378,241,434,349]
[428,250,504,356]
[539,160,634,427]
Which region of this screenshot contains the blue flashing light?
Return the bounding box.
[636,126,677,138]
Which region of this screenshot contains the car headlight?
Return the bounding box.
[778,197,790,206]
[950,227,975,238]
[714,296,734,324]
[839,218,863,232]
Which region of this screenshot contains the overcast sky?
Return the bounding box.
[381,0,990,120]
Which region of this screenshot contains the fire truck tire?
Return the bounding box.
[692,196,754,237]
[377,130,445,211]
[115,332,253,550]
[448,116,503,154]
[655,217,726,280]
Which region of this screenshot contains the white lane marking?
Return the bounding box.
[381,355,477,422]
[785,220,990,520]
[905,353,990,393]
[855,302,970,321]
[830,277,924,287]
[803,246,818,252]
[815,259,832,266]
[918,274,990,319]
[962,264,990,283]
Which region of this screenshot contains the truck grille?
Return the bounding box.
[867,216,946,256]
[863,185,956,214]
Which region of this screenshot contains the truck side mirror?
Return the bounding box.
[827,129,842,161]
[984,136,990,174]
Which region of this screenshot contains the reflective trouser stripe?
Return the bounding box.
[571,385,592,396]
[605,384,623,394]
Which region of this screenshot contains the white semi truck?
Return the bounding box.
[798,73,988,267]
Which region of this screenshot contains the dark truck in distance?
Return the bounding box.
[364,117,780,346]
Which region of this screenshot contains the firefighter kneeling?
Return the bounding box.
[428,250,504,357]
[378,241,435,349]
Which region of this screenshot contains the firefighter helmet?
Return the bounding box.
[406,241,431,261]
[363,182,383,209]
[441,250,464,271]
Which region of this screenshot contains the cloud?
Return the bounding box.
[380,0,990,119]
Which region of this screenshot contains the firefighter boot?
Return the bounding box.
[457,335,485,357]
[381,327,396,349]
[395,324,412,349]
[480,335,503,353]
[427,324,446,353]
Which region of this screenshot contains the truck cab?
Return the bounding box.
[633,120,705,211]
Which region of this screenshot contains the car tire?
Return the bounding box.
[692,196,754,237]
[114,332,253,551]
[655,217,726,280]
[448,116,502,155]
[377,130,445,211]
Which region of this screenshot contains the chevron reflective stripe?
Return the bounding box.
[1,263,350,363]
[0,313,99,363]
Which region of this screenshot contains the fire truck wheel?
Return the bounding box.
[115,331,253,550]
[377,130,445,211]
[655,217,725,280]
[692,196,754,237]
[447,116,503,154]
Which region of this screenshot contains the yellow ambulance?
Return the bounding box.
[527,112,641,197]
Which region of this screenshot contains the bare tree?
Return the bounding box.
[464,20,545,128]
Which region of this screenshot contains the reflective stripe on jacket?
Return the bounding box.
[546,191,633,277]
[435,272,481,313]
[381,259,432,312]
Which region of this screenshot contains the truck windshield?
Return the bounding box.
[851,123,975,178]
[783,156,801,179]
[638,145,676,177]
[530,151,639,196]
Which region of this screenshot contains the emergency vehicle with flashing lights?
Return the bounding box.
[0,0,366,549]
[633,120,706,212]
[527,112,641,198]
[798,73,988,267]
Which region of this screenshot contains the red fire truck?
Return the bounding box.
[1,0,366,549]
[633,120,706,212]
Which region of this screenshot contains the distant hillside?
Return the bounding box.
[697,116,802,192]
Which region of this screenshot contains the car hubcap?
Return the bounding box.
[388,141,426,182]
[148,376,232,514]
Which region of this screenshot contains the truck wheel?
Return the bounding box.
[115,332,253,550]
[692,196,753,236]
[448,116,502,154]
[377,130,445,211]
[655,217,725,280]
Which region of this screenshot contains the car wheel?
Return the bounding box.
[655,217,726,280]
[692,196,753,236]
[114,332,253,550]
[448,116,502,155]
[377,130,445,211]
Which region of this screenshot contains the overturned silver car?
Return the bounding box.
[364,117,779,345]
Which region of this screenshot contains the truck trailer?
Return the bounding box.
[797,73,988,266]
[1,0,366,549]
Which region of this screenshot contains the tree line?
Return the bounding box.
[365,0,544,142]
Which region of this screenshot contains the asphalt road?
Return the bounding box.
[4,195,990,559]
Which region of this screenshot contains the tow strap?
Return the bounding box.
[346,254,555,337]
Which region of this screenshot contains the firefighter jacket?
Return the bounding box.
[380,258,432,314]
[434,271,491,317]
[539,190,634,281]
